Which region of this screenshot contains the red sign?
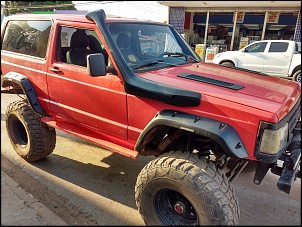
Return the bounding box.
[268,12,279,23]
[236,12,245,23]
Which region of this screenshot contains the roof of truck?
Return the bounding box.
[3,12,163,24]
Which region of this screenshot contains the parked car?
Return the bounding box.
[212,40,301,82]
[1,9,301,226]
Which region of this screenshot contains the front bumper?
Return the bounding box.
[254,120,301,194]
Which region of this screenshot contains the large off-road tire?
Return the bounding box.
[6,99,56,162]
[135,150,240,226]
[292,69,301,83]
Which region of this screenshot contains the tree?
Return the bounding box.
[4,1,76,15]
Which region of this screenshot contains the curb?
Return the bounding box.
[1,170,68,226]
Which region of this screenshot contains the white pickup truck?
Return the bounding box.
[212,40,301,82]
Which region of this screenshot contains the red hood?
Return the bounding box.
[137,62,301,121]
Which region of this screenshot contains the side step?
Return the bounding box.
[42,117,138,159]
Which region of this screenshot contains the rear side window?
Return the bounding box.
[2,20,52,58]
[268,42,289,52]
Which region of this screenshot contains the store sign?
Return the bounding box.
[236,12,245,23]
[195,44,204,58]
[239,37,249,49]
[268,12,279,23]
[205,48,215,63]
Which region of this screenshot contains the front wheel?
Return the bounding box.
[135,151,240,226]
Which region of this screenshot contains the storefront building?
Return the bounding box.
[158,1,301,60]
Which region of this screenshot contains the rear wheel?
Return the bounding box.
[292,69,301,83]
[135,150,240,225]
[221,62,235,68]
[6,99,56,162]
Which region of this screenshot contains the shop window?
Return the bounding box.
[268,42,289,52]
[265,12,297,40]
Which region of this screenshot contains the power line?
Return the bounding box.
[133,1,167,10]
[125,1,167,14]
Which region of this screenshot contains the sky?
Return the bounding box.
[73,1,169,23]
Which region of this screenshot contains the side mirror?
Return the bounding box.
[87,53,107,76]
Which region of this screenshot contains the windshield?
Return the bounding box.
[107,22,201,72]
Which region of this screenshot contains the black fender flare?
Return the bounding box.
[135,110,249,159]
[1,72,48,116]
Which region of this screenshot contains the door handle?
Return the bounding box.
[49,67,62,73]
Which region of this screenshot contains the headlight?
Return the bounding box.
[259,123,288,154]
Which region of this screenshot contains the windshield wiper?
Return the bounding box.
[161,52,199,62]
[133,60,179,70]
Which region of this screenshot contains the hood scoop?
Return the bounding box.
[178,72,245,90]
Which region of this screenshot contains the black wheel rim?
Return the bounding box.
[154,188,197,225]
[9,115,28,146]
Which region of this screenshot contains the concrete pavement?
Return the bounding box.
[1,170,68,226]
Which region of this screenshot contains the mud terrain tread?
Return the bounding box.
[135,150,240,225]
[6,100,56,162]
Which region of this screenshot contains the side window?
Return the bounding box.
[87,30,109,66]
[57,26,108,67]
[268,42,289,52]
[2,20,52,58]
[245,42,267,53]
[57,26,77,63]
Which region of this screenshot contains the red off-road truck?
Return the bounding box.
[1,9,301,225]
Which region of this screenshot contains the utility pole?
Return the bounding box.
[4,1,9,16]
